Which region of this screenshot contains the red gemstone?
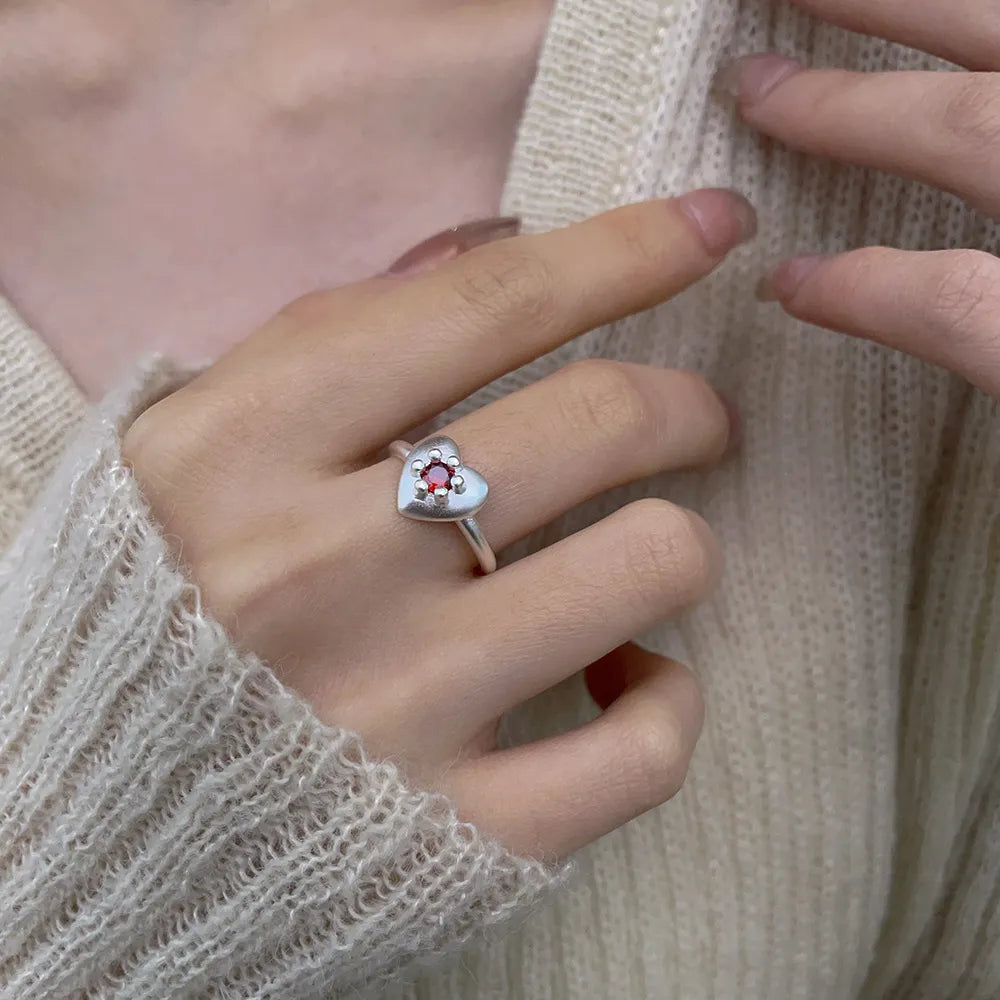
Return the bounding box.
[421,461,452,492]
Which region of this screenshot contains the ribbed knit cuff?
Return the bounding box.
[0,359,563,1000]
[0,297,88,549]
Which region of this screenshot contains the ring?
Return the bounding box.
[390,435,497,574]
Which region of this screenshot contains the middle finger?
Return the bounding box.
[722,58,1000,218]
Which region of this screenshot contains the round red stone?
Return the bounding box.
[421,461,453,492]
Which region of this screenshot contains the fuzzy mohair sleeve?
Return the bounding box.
[0,355,564,999]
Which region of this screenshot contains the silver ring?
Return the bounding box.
[390,435,497,574]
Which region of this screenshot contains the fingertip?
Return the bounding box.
[756,254,829,303]
[675,188,759,257]
[713,53,804,107]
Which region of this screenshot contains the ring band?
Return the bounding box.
[390,437,497,574]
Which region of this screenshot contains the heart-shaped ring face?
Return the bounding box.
[396,435,488,522]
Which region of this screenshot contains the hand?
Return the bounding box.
[720,1,1000,397]
[0,0,550,397]
[121,189,755,859]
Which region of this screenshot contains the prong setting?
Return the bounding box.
[396,434,487,523]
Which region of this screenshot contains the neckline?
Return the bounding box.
[500,0,670,226]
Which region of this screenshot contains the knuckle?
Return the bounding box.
[617,500,720,614]
[449,246,559,332]
[556,360,656,446]
[120,406,162,472]
[927,251,1000,343]
[944,78,1000,148]
[121,397,195,487]
[122,390,234,498]
[621,704,692,808]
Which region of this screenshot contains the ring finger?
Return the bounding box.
[361,358,732,572]
[721,56,1000,217]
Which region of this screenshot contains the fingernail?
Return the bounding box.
[385,216,521,276]
[714,53,803,105]
[677,188,758,257]
[716,391,743,454]
[756,254,827,302]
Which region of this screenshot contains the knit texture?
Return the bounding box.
[398,1,1000,999]
[0,298,87,551]
[5,2,1000,999]
[0,353,561,999]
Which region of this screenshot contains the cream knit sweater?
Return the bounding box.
[3,0,1000,998]
[0,326,564,999]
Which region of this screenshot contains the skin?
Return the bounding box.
[0,0,551,397]
[725,1,1000,401]
[7,0,1000,861]
[122,189,754,859]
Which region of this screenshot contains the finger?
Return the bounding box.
[366,360,731,567]
[383,216,521,277]
[787,0,1000,72]
[445,361,731,552]
[443,645,704,858]
[586,641,649,710]
[253,189,756,463]
[719,56,1000,216]
[758,247,1000,396]
[457,499,721,715]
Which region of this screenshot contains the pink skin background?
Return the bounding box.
[0,1,552,399]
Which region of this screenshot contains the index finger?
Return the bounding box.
[281,190,755,460]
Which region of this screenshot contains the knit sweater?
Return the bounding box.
[0,315,563,998]
[403,4,1000,1000]
[3,2,1000,1000]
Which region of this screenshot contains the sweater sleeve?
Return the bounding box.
[0,358,565,1000]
